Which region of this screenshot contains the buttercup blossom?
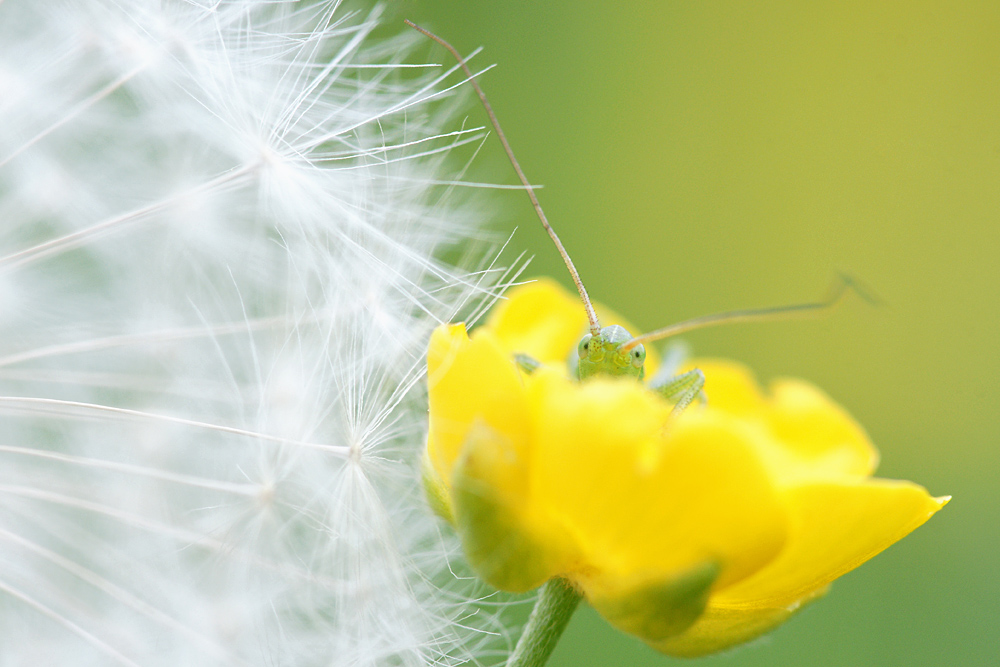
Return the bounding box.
[424,279,947,656]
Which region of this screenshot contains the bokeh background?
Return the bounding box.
[406,2,999,666]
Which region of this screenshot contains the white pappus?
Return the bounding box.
[0,1,522,665]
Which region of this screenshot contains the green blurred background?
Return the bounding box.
[406,2,999,665]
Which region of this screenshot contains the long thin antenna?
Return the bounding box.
[406,20,601,335]
[621,274,879,351]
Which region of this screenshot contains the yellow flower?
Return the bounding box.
[424,279,947,657]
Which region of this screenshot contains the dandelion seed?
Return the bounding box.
[0,1,520,664]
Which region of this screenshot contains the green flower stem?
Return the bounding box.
[506,577,583,667]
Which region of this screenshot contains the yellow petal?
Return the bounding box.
[426,324,529,485]
[686,360,766,416]
[764,378,878,479]
[486,278,585,365]
[528,371,787,591]
[717,479,947,606]
[656,479,947,656]
[690,361,878,483]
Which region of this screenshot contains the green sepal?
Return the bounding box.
[421,452,454,525]
[653,584,829,657]
[590,560,721,642]
[451,427,559,593]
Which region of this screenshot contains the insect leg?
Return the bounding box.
[649,368,706,421]
[646,342,691,387]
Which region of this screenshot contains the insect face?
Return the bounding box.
[577,325,646,380]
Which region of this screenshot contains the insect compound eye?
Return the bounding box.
[577,334,593,359]
[630,344,646,368]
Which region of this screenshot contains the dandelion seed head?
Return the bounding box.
[0,0,525,664]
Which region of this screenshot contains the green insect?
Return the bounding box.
[407,21,872,420]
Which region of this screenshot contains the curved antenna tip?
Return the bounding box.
[622,273,877,351]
